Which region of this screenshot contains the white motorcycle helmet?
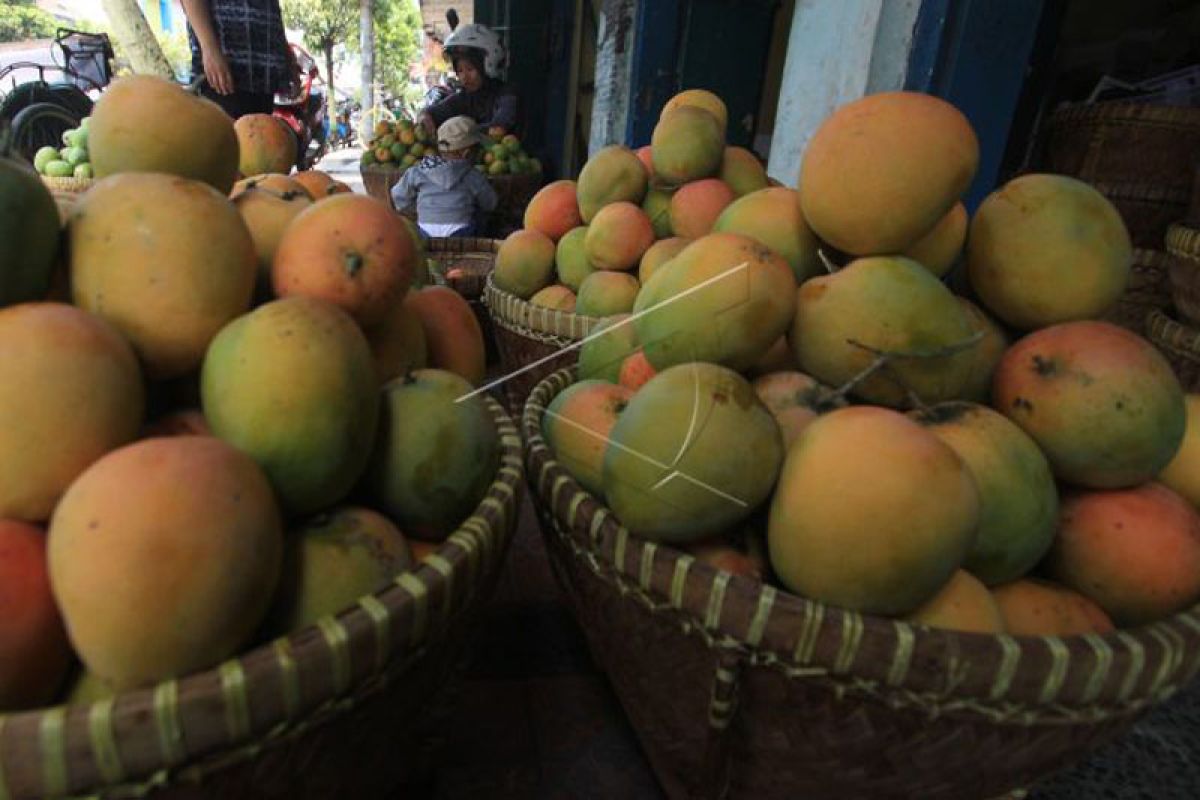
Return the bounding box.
[443,23,507,80]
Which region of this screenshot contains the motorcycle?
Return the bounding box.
[273,44,327,171]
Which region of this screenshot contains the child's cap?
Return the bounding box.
[437,116,484,151]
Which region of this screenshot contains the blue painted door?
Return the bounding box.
[906,0,1047,210]
[627,0,778,149]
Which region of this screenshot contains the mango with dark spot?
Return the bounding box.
[233,114,297,178]
[911,401,1058,585]
[269,506,412,634]
[364,369,499,541]
[992,320,1184,489]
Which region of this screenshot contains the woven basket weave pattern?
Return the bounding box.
[1148,307,1200,393]
[1102,248,1172,336]
[523,369,1200,800]
[426,237,501,300]
[1166,224,1200,328]
[483,276,602,413]
[1041,102,1200,191]
[1039,103,1200,247]
[0,399,523,800]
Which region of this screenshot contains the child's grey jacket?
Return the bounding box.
[391,156,498,226]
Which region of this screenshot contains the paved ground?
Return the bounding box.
[406,493,1200,800]
[315,145,366,194]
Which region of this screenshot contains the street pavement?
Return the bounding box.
[315,145,366,194]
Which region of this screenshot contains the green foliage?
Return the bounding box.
[0,0,58,44]
[280,0,357,63]
[373,0,421,95]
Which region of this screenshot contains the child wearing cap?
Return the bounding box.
[391,115,498,238]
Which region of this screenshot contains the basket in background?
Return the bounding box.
[482,275,602,415]
[426,237,503,366]
[1166,223,1200,327]
[1037,102,1200,247]
[0,398,523,800]
[522,368,1200,800]
[1102,248,1173,337]
[1147,306,1200,393]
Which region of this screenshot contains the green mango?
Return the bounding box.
[44,160,75,178]
[33,146,60,174]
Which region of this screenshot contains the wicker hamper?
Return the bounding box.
[1101,248,1173,336]
[482,275,602,414]
[42,175,93,224]
[1166,223,1200,327]
[426,237,502,365]
[523,369,1200,800]
[0,399,523,800]
[1147,307,1200,393]
[1037,102,1200,247]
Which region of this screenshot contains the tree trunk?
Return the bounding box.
[324,44,335,107]
[360,0,375,114]
[100,0,173,79]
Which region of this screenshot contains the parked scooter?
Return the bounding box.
[273,44,327,170]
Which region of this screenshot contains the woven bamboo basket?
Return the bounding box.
[426,237,503,365]
[1093,181,1191,249]
[1147,307,1200,393]
[426,237,501,301]
[1101,248,1173,336]
[1188,161,1200,228]
[1037,102,1200,247]
[482,275,602,414]
[1166,223,1200,327]
[522,368,1200,800]
[360,164,402,207]
[42,175,93,224]
[0,398,523,800]
[1039,102,1200,191]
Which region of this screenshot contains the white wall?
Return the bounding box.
[587,0,637,157]
[766,0,923,187]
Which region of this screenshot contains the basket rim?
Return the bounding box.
[483,273,604,342]
[425,237,503,256]
[521,368,1200,725]
[0,397,523,799]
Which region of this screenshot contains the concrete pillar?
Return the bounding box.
[587,0,638,158]
[766,0,922,186]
